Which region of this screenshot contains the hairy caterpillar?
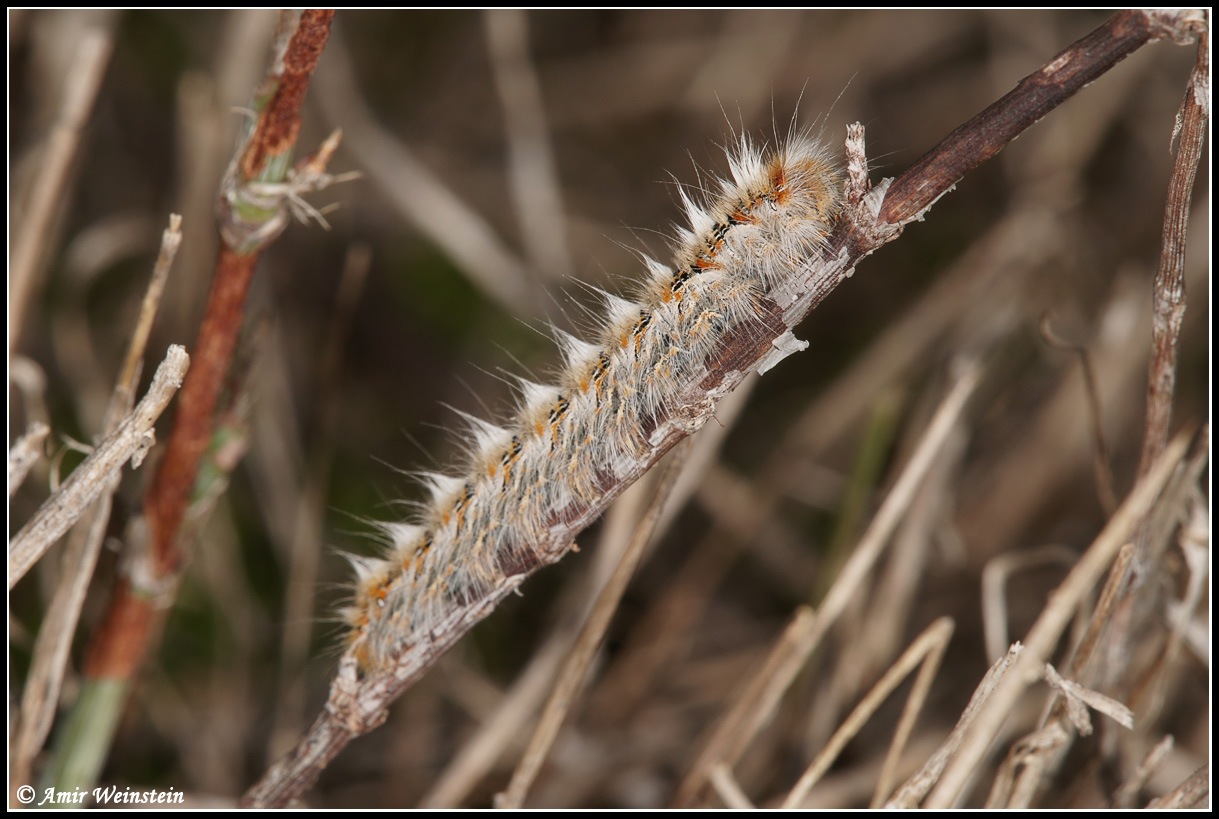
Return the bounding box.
[345,132,842,672]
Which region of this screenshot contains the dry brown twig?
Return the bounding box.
[8,422,50,498]
[243,10,1206,807]
[1148,497,1209,718]
[886,644,1023,808]
[10,215,184,790]
[1104,6,1209,690]
[1114,734,1175,808]
[8,345,190,589]
[1147,764,1210,809]
[418,378,755,808]
[417,627,568,807]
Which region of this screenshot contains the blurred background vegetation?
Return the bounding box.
[10,10,1208,807]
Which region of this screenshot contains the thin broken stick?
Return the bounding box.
[8,345,189,589]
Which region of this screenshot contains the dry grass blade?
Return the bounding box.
[676,605,817,806]
[886,645,1022,808]
[267,244,372,758]
[115,215,183,406]
[1037,314,1118,515]
[924,430,1195,808]
[1146,764,1209,809]
[981,546,1078,663]
[495,441,693,809]
[676,365,979,806]
[709,763,756,810]
[484,9,573,281]
[1114,734,1174,808]
[1040,662,1133,735]
[9,27,113,353]
[781,617,954,808]
[313,28,540,315]
[418,634,568,808]
[871,619,955,806]
[8,345,190,588]
[9,422,50,498]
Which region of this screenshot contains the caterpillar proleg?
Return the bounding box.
[346,132,843,672]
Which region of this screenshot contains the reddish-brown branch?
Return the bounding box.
[241,10,335,181]
[79,7,335,725]
[145,247,258,574]
[75,249,258,682]
[880,10,1171,226]
[82,579,158,679]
